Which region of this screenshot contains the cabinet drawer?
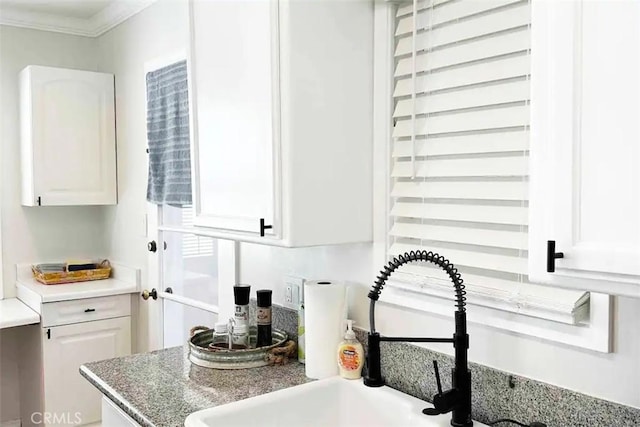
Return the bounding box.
[41,294,131,327]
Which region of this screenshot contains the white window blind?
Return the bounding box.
[181,205,214,257]
[387,0,589,325]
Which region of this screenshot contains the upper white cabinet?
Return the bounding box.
[529,0,640,297]
[189,0,373,247]
[20,65,117,206]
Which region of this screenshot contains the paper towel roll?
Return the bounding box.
[304,280,346,379]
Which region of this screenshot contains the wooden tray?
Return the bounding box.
[32,260,111,285]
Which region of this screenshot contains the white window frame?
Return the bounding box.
[371,0,611,353]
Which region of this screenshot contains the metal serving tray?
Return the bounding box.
[189,326,288,370]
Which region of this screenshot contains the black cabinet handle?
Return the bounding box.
[84,308,96,313]
[259,218,273,237]
[547,240,564,273]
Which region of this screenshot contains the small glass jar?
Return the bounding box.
[231,324,249,350]
[211,322,229,349]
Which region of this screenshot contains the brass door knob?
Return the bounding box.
[141,288,158,300]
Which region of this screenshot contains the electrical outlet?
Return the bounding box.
[284,275,304,309]
[285,285,294,304]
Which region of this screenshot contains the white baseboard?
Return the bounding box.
[0,419,21,427]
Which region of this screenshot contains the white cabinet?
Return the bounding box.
[42,318,131,426]
[18,293,133,427]
[101,397,141,427]
[189,0,373,246]
[20,65,117,206]
[529,0,640,297]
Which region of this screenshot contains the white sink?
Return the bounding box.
[185,376,488,427]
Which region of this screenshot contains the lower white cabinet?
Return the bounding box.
[19,305,131,427]
[101,397,141,427]
[43,318,131,426]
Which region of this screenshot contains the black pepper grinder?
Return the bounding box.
[256,290,273,347]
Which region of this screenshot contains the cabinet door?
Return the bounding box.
[189,0,277,235]
[101,397,141,427]
[42,317,131,426]
[530,0,640,297]
[23,66,117,206]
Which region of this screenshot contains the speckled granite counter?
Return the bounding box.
[80,345,311,427]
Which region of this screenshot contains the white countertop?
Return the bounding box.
[17,276,138,303]
[0,298,40,329]
[15,263,141,313]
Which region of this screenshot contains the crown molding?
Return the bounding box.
[0,0,157,38]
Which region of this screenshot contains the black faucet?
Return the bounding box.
[363,250,473,427]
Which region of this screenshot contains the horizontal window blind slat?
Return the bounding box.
[396,0,453,18]
[393,105,529,137]
[392,156,529,178]
[391,202,528,225]
[395,28,529,76]
[396,0,523,36]
[394,79,529,117]
[392,131,528,157]
[394,54,529,96]
[395,3,530,56]
[391,268,519,297]
[390,223,527,250]
[389,243,527,274]
[388,268,587,313]
[391,181,528,201]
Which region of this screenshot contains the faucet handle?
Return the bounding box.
[433,360,443,395]
[423,360,445,417]
[424,360,459,417]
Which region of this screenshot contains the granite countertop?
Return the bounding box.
[80,346,312,427]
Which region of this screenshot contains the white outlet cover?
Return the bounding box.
[284,275,305,309]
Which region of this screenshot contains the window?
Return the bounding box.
[374,0,610,350]
[181,205,215,257]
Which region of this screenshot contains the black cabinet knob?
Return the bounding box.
[547,240,564,273]
[147,241,157,252]
[259,218,273,237]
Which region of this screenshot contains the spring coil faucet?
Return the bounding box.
[364,250,473,427]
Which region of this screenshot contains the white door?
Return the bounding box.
[24,66,117,206]
[146,203,237,350]
[42,317,131,426]
[142,52,238,351]
[189,0,277,235]
[529,0,640,296]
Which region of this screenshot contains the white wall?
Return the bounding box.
[95,0,190,352]
[0,25,108,423]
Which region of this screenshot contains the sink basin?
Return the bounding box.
[185,376,488,427]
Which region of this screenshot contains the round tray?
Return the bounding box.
[189,326,288,370]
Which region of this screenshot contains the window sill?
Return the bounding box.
[380,286,611,353]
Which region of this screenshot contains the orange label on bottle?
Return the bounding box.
[339,345,360,371]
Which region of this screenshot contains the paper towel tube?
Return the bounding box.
[304,280,347,379]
